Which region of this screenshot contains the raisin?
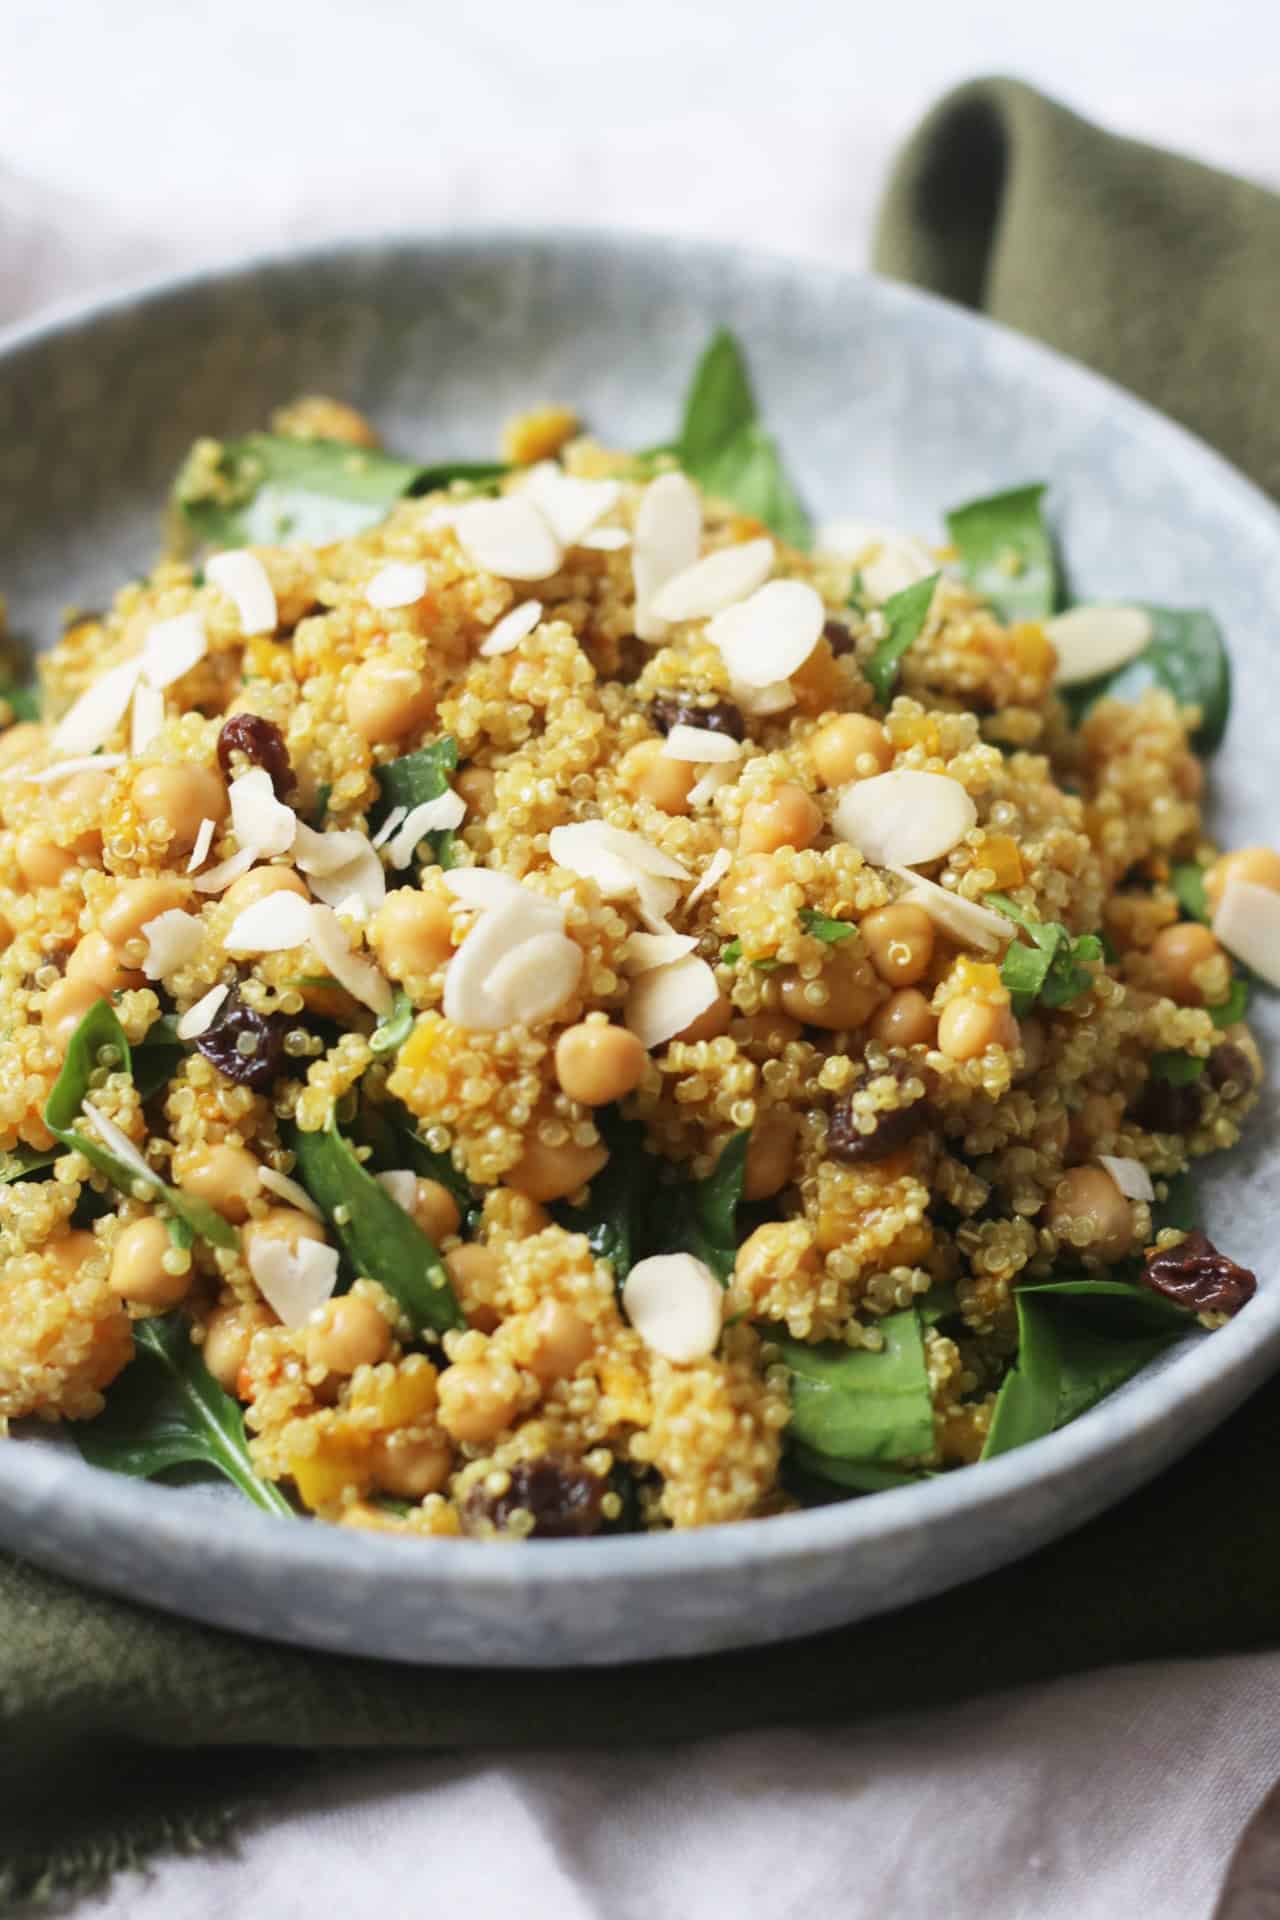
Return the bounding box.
[648,693,745,741]
[216,713,294,798]
[462,1457,606,1539]
[1142,1229,1256,1316]
[1132,1077,1201,1136]
[195,992,290,1092]
[822,617,855,658]
[827,1059,933,1163]
[1206,1042,1255,1098]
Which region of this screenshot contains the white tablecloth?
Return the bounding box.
[5,4,1278,1913]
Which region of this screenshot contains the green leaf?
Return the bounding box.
[789,1444,925,1494]
[556,1111,655,1282]
[134,1014,185,1100]
[675,330,811,548]
[1150,1051,1205,1086]
[75,1313,292,1515]
[175,434,424,546]
[0,1143,60,1183]
[289,1114,465,1334]
[44,1000,237,1249]
[1065,606,1230,754]
[945,484,1057,623]
[351,1098,475,1219]
[720,939,781,972]
[678,330,759,470]
[369,989,415,1057]
[985,894,1101,1017]
[1171,862,1211,924]
[1211,975,1251,1028]
[919,1281,960,1326]
[798,908,855,944]
[690,1131,750,1283]
[1152,1171,1198,1234]
[865,572,940,704]
[372,736,460,870]
[310,782,332,830]
[0,680,40,722]
[406,462,508,497]
[773,1311,934,1463]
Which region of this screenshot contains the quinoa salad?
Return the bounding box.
[0,331,1273,1542]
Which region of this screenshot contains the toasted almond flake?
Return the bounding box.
[142,612,208,689]
[890,867,1013,953]
[479,598,542,657]
[635,873,682,934]
[140,909,204,981]
[258,1167,324,1219]
[453,496,563,581]
[443,892,569,1029]
[731,676,794,717]
[1211,878,1280,989]
[815,521,938,603]
[186,816,217,873]
[51,659,143,755]
[651,538,774,624]
[25,753,125,785]
[548,821,689,889]
[624,952,718,1049]
[443,869,562,921]
[131,679,165,755]
[293,823,385,919]
[633,472,702,641]
[207,551,278,635]
[307,905,393,1016]
[579,526,630,551]
[370,806,408,850]
[688,764,737,809]
[710,580,824,687]
[833,770,977,869]
[685,848,732,908]
[662,724,742,764]
[377,1168,420,1212]
[387,790,467,869]
[364,561,428,611]
[193,846,258,895]
[1098,1155,1155,1203]
[248,1234,340,1328]
[484,928,584,1026]
[291,822,361,877]
[622,1252,723,1364]
[229,768,297,858]
[1046,605,1153,687]
[81,1103,159,1192]
[521,465,620,546]
[224,891,315,955]
[176,983,230,1039]
[623,931,697,974]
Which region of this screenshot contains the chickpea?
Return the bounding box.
[507,1133,608,1204]
[305,1295,391,1374]
[173,1143,262,1223]
[99,876,192,946]
[810,713,893,788]
[555,1021,647,1106]
[45,1228,100,1281]
[1147,921,1221,1007]
[743,1108,797,1201]
[1205,845,1280,910]
[130,764,228,856]
[202,1304,256,1393]
[860,903,935,987]
[718,851,787,919]
[778,952,880,1030]
[618,739,695,815]
[344,659,436,744]
[525,1299,594,1383]
[41,975,105,1048]
[938,993,1020,1061]
[444,1243,501,1295]
[456,766,495,814]
[241,1205,328,1261]
[731,1010,803,1050]
[67,929,139,995]
[739,783,823,856]
[109,1216,191,1308]
[672,989,733,1044]
[17,832,76,888]
[410,1177,462,1244]
[436,1359,521,1445]
[869,988,938,1050]
[369,888,453,981]
[1047,1165,1135,1263]
[369,1430,453,1498]
[221,865,309,917]
[61,768,116,849]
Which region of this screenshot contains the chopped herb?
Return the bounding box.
[675,330,811,548]
[798,908,855,944]
[986,894,1103,1016]
[864,571,940,704]
[945,484,1057,623]
[0,680,40,723]
[1171,862,1211,924]
[720,939,781,972]
[310,782,332,830]
[75,1312,291,1515]
[1150,1051,1205,1086]
[1064,606,1230,755]
[772,1310,933,1464]
[369,989,415,1057]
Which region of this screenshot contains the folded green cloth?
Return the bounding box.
[5,77,1280,1911]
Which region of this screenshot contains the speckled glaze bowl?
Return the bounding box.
[0,234,1276,1667]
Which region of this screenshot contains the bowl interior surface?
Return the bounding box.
[0,232,1276,1667]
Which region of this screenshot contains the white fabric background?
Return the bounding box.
[4,3,1278,1914]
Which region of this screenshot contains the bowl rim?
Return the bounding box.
[1,224,1277,1605]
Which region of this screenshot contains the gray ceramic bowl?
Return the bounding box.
[0,233,1276,1667]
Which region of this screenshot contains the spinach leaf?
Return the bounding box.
[134,1013,185,1100]
[289,1114,465,1333]
[865,572,940,704]
[0,680,40,722]
[1064,606,1230,754]
[675,330,811,548]
[1152,1171,1198,1234]
[945,484,1057,623]
[689,1130,750,1283]
[1150,1051,1205,1086]
[369,989,415,1057]
[351,1098,476,1223]
[798,908,855,944]
[75,1313,292,1515]
[557,1111,656,1282]
[1211,975,1251,1028]
[986,894,1102,1016]
[1171,862,1211,924]
[44,1001,237,1250]
[982,1276,1194,1460]
[407,461,508,497]
[0,1143,60,1183]
[789,1444,926,1494]
[772,1310,934,1463]
[372,736,460,870]
[919,1281,960,1326]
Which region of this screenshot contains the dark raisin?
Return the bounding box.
[827,1059,933,1163]
[1142,1229,1256,1316]
[462,1457,606,1540]
[1206,1042,1255,1098]
[216,713,294,798]
[1132,1077,1201,1136]
[195,992,290,1093]
[648,693,745,741]
[823,617,855,658]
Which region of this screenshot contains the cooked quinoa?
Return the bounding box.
[0,341,1271,1542]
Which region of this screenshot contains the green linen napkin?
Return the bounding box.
[5,77,1280,1910]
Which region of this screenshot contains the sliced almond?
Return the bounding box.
[815,521,937,603]
[387,790,466,869]
[443,869,562,921]
[731,676,794,717]
[370,805,407,849]
[483,927,584,1026]
[890,867,1013,953]
[520,465,620,546]
[443,892,570,1029]
[258,1167,324,1219]
[709,580,824,688]
[193,846,258,896]
[650,538,774,624]
[624,953,718,1049]
[224,891,315,955]
[229,768,297,859]
[140,909,204,981]
[80,1103,159,1194]
[376,1168,420,1212]
[622,1252,723,1364]
[687,765,737,809]
[307,905,393,1016]
[548,821,689,889]
[207,551,278,635]
[131,680,165,755]
[1211,878,1280,989]
[143,612,208,689]
[833,770,977,868]
[1098,1155,1154,1202]
[248,1233,340,1327]
[1046,605,1152,687]
[186,816,217,873]
[51,659,143,755]
[579,527,630,551]
[633,472,702,642]
[364,561,427,611]
[480,598,542,658]
[662,724,742,764]
[685,847,732,908]
[453,496,563,581]
[293,822,385,919]
[25,754,125,785]
[623,931,697,975]
[176,982,230,1039]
